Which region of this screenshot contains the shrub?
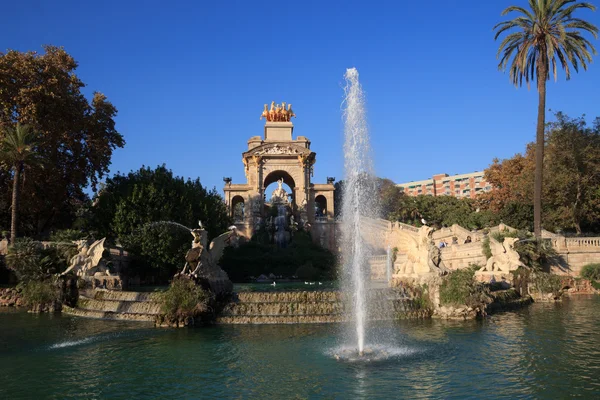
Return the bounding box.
[580,263,600,281]
[295,263,321,280]
[220,230,336,281]
[529,272,563,296]
[5,238,72,282]
[20,279,60,308]
[5,238,45,282]
[159,276,210,320]
[491,229,557,271]
[439,265,490,306]
[49,229,89,243]
[482,236,492,259]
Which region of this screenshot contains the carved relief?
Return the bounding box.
[253,144,304,156]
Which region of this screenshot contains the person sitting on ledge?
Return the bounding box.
[464,236,472,244]
[451,237,458,245]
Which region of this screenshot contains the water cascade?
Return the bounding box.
[340,68,376,357]
[274,205,288,247]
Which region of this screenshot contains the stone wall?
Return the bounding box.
[440,242,487,270]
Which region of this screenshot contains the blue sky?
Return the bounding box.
[3,0,599,194]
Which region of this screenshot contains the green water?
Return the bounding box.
[1,296,599,399]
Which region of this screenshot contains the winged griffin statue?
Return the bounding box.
[477,236,524,276]
[178,222,237,295]
[61,238,110,277]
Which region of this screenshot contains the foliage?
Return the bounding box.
[530,272,563,296]
[543,114,600,234]
[492,229,557,271]
[19,279,60,307]
[481,113,600,234]
[49,229,89,243]
[0,46,124,237]
[410,284,433,312]
[388,194,497,230]
[220,231,336,281]
[580,263,600,281]
[159,276,210,320]
[4,237,70,282]
[295,262,321,281]
[0,123,44,241]
[120,224,191,283]
[87,165,230,282]
[494,2,598,238]
[439,265,490,306]
[482,236,492,260]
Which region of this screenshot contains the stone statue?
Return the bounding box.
[260,104,269,120]
[300,198,308,212]
[479,237,525,273]
[271,178,288,204]
[61,238,109,277]
[269,101,276,121]
[289,215,298,233]
[179,227,236,295]
[261,101,296,122]
[287,103,296,120]
[427,240,449,275]
[394,226,448,277]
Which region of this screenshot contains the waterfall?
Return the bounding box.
[274,205,288,247]
[340,68,376,356]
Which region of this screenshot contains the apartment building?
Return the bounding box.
[396,171,492,199]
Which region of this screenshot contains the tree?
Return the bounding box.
[0,123,43,242]
[544,113,600,233]
[494,0,598,239]
[88,165,231,281]
[480,112,600,233]
[0,46,124,236]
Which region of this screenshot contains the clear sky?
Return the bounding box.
[3,0,599,195]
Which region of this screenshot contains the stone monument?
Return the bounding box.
[223,102,335,243]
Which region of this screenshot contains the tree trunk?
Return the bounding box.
[10,163,21,244]
[534,67,547,240]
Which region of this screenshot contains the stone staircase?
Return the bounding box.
[63,289,161,322]
[216,289,415,324]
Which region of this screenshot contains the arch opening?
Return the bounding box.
[263,171,296,206]
[231,195,245,223]
[315,195,327,218]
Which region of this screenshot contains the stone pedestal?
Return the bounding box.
[264,122,293,141]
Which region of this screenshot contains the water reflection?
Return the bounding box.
[0,297,599,398]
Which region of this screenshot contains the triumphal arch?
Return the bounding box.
[223,102,335,240]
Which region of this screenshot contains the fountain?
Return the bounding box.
[274,205,289,247]
[339,67,376,358]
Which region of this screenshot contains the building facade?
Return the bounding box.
[223,103,336,244]
[396,171,492,199]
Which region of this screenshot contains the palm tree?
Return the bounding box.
[494,0,598,239]
[0,123,42,242]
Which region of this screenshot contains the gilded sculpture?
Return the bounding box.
[260,102,296,122]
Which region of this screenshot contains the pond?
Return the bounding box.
[1,296,599,399]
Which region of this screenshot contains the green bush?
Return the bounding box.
[5,237,74,282]
[159,276,210,319]
[220,230,336,281]
[49,229,89,243]
[482,236,492,259]
[439,265,490,306]
[295,263,321,280]
[20,279,60,307]
[491,229,557,271]
[529,272,563,296]
[5,238,45,282]
[580,263,600,281]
